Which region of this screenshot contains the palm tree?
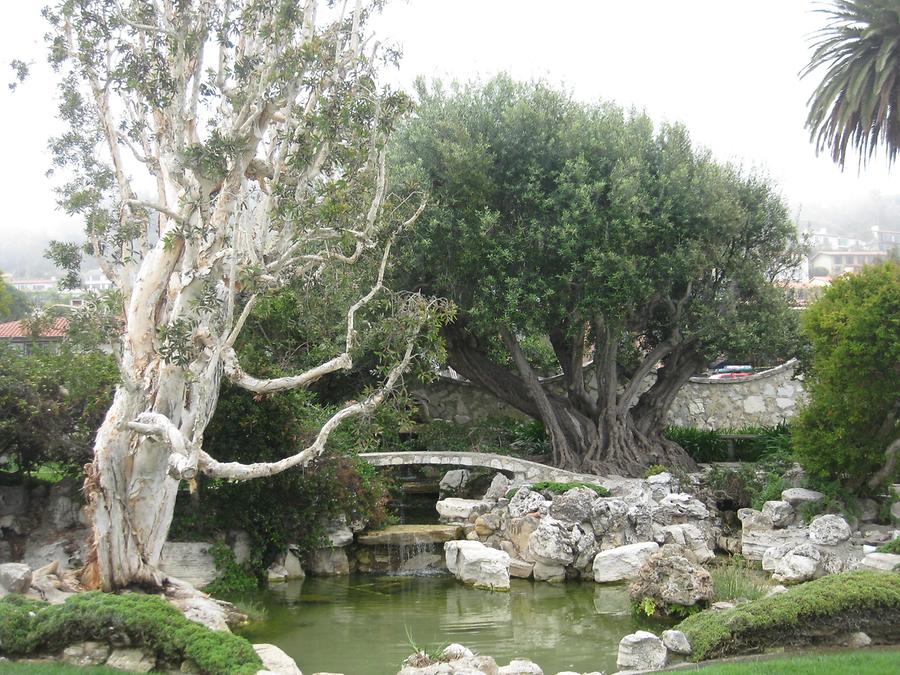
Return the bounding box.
[802,0,900,168]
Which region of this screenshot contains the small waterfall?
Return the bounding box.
[355,524,464,576]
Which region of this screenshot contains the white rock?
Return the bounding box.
[653,493,708,524]
[484,473,511,501]
[740,527,808,561]
[845,632,872,648]
[508,488,546,518]
[549,488,597,523]
[859,552,900,571]
[532,561,566,582]
[62,641,110,667]
[254,643,303,675]
[436,498,492,522]
[655,523,714,562]
[616,630,667,671]
[0,563,32,593]
[159,542,217,588]
[442,644,474,660]
[762,543,794,572]
[498,659,543,675]
[661,629,692,655]
[509,557,534,579]
[527,517,575,566]
[105,648,155,673]
[772,544,821,583]
[593,542,659,583]
[737,508,773,531]
[761,501,795,528]
[440,469,471,493]
[809,514,851,546]
[444,540,510,590]
[781,488,824,506]
[589,498,629,535]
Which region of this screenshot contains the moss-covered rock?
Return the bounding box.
[0,592,263,675]
[675,570,900,661]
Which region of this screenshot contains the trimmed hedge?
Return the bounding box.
[675,570,900,661]
[0,592,263,675]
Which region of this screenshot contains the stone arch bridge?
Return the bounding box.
[358,451,606,486]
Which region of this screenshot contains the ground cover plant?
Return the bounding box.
[0,593,262,674]
[675,571,900,661]
[506,481,610,499]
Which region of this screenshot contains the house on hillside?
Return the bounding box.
[809,250,887,276]
[0,317,68,354]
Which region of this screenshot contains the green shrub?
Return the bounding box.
[793,262,900,492]
[644,464,669,478]
[204,543,258,596]
[664,423,792,464]
[0,593,262,674]
[876,537,900,554]
[506,481,609,499]
[676,570,900,661]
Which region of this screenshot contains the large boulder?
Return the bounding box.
[652,493,709,524]
[781,488,824,506]
[654,523,714,563]
[444,540,510,590]
[740,526,808,561]
[593,542,659,583]
[859,552,900,571]
[0,562,32,593]
[483,473,511,501]
[629,545,714,610]
[526,517,575,566]
[662,629,692,655]
[772,543,823,583]
[548,488,596,524]
[306,546,350,576]
[436,498,491,523]
[505,514,541,560]
[439,469,471,496]
[616,631,667,671]
[761,500,795,528]
[498,659,543,674]
[105,648,155,673]
[508,488,546,518]
[159,542,217,588]
[254,643,303,674]
[809,514,851,546]
[589,498,629,536]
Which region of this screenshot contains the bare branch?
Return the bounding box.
[199,343,415,480]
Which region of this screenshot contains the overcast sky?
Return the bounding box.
[1,1,896,275]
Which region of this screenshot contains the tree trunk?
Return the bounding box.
[87,389,185,590]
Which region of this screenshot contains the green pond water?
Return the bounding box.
[238,574,662,675]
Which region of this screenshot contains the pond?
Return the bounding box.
[238,574,664,674]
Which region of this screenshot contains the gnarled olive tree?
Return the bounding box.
[392,77,800,476]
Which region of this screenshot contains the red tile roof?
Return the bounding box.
[0,317,69,339]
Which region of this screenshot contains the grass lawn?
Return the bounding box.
[679,647,900,674]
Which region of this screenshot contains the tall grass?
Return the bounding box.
[710,558,770,602]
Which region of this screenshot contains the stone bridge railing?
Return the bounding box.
[358,451,606,485]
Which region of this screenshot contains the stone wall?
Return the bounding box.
[413,360,804,430]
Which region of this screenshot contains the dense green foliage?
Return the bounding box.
[0,274,30,322]
[390,75,800,472]
[506,481,610,499]
[676,571,900,661]
[0,593,262,674]
[803,1,900,168]
[664,423,791,463]
[793,262,900,491]
[0,345,118,474]
[876,537,900,554]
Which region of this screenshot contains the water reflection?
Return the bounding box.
[239,575,657,675]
